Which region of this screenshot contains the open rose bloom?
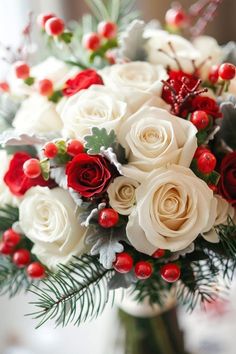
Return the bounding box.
[0,0,236,330]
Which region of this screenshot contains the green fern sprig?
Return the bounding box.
[29,255,115,328]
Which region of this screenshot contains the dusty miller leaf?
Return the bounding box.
[79,203,106,227]
[85,226,127,269]
[216,96,236,150]
[50,167,67,189]
[108,270,137,290]
[84,127,116,154]
[0,130,48,147]
[119,20,147,61]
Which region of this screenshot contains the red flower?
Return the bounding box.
[4,152,55,197]
[162,70,199,105]
[218,152,236,207]
[66,153,112,198]
[190,96,222,119]
[63,69,104,97]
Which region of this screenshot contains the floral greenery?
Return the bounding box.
[0,205,19,232]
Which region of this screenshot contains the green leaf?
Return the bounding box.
[54,140,71,164]
[24,77,35,86]
[49,90,63,103]
[84,127,116,154]
[0,205,19,231]
[40,158,50,181]
[59,32,73,44]
[84,0,110,20]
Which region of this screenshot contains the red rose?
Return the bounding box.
[162,70,199,105]
[63,69,104,97]
[190,96,222,119]
[218,152,236,206]
[66,153,112,198]
[4,152,55,197]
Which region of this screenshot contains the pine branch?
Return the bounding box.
[0,205,19,231]
[29,255,115,328]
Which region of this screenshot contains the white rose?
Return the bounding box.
[127,165,217,254]
[107,176,139,215]
[13,94,63,134]
[0,151,19,206]
[60,85,129,139]
[203,195,235,243]
[19,187,87,271]
[228,77,236,96]
[193,36,223,80]
[100,61,167,96]
[144,29,200,73]
[118,106,197,181]
[10,57,75,96]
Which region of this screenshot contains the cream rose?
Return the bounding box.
[60,85,129,139]
[13,94,63,134]
[118,106,197,181]
[203,195,236,243]
[144,29,200,73]
[126,165,217,254]
[107,176,139,215]
[0,151,19,206]
[100,61,167,95]
[19,187,87,271]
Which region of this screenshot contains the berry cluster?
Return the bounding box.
[83,21,117,52]
[0,228,45,279]
[113,250,181,283]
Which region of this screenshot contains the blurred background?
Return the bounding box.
[0,0,236,353]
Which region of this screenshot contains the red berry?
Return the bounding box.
[38,79,53,96]
[83,33,101,51]
[23,158,41,179]
[165,8,188,28]
[219,63,236,81]
[197,152,216,174]
[43,142,58,159]
[152,249,165,258]
[160,263,181,283]
[27,262,46,279]
[190,110,210,130]
[45,17,65,36]
[135,261,153,280]
[67,139,84,157]
[113,252,133,273]
[208,184,218,193]
[208,65,219,84]
[0,242,14,255]
[194,146,210,159]
[0,82,9,92]
[98,208,119,228]
[3,228,21,247]
[14,62,30,79]
[37,13,55,28]
[98,21,117,39]
[12,249,30,268]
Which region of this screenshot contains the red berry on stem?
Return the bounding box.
[98,21,117,39]
[83,33,101,51]
[12,249,30,268]
[208,65,219,84]
[98,208,119,228]
[197,152,216,174]
[113,252,133,273]
[14,62,30,79]
[219,63,236,81]
[37,13,55,29]
[0,82,9,92]
[194,146,210,159]
[152,249,165,259]
[67,139,84,156]
[43,142,58,159]
[165,8,188,28]
[135,261,153,280]
[190,110,209,130]
[23,159,41,179]
[45,17,65,36]
[160,263,180,283]
[0,242,13,255]
[3,228,21,247]
[27,262,46,279]
[38,79,53,96]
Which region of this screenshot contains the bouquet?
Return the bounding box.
[0,0,236,332]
